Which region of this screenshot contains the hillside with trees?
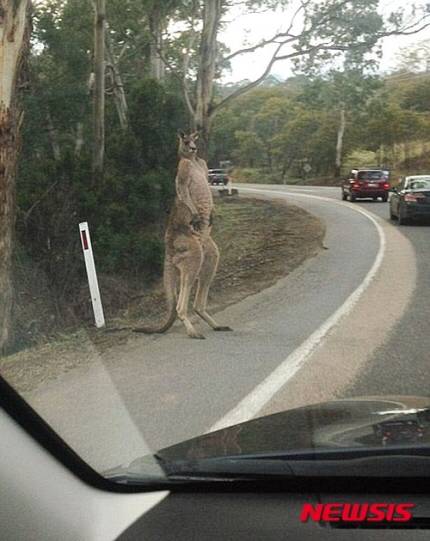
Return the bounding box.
[210,48,430,182]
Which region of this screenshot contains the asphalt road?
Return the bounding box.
[23,184,429,472]
[242,184,429,397]
[337,193,430,397]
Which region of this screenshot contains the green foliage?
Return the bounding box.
[401,78,430,113]
[127,79,188,170]
[17,3,188,313]
[233,131,265,167]
[211,67,430,179]
[342,150,378,173]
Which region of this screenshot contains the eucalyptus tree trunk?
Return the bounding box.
[378,144,384,166]
[75,121,84,157]
[106,34,128,131]
[334,107,346,178]
[0,0,31,353]
[194,0,222,159]
[92,0,105,179]
[47,112,61,161]
[149,4,165,81]
[403,141,412,169]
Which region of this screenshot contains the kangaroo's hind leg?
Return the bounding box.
[174,235,205,339]
[194,236,232,332]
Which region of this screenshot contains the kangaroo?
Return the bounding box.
[133,130,232,339]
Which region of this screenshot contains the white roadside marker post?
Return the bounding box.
[79,221,105,328]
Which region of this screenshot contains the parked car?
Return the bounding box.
[341,169,390,202]
[208,168,229,186]
[389,175,430,225]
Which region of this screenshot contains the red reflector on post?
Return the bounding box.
[81,230,89,250]
[78,221,105,328]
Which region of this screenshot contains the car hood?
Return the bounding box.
[157,396,430,462]
[105,396,430,480]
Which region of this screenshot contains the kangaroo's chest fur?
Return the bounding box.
[183,158,213,221]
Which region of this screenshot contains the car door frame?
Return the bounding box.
[343,170,355,194]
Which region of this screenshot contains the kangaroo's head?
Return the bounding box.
[178,130,199,159]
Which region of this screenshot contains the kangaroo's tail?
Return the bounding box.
[133,259,177,334]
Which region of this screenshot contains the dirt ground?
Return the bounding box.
[211,195,325,309]
[0,196,325,393]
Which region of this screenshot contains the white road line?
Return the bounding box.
[281,188,320,192]
[242,185,338,191]
[208,187,386,433]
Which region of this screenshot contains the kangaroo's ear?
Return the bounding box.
[177,130,186,140]
[191,131,199,140]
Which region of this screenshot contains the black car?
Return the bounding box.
[208,168,229,186]
[390,175,430,225]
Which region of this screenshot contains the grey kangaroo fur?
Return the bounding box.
[133,131,232,339]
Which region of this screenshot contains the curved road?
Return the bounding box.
[24,184,428,471]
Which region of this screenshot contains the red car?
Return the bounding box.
[341,169,390,202]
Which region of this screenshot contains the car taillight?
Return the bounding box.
[405,193,425,202]
[383,182,390,189]
[353,182,361,188]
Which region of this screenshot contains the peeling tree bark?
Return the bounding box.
[106,32,128,131]
[193,0,222,159]
[0,0,31,353]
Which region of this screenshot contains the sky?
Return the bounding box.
[219,0,430,82]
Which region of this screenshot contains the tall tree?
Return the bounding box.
[105,28,128,130]
[141,0,183,80]
[92,0,105,178]
[193,0,222,157]
[302,69,381,177]
[0,0,32,353]
[148,1,165,80]
[161,0,430,158]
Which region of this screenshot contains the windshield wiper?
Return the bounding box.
[105,448,430,485]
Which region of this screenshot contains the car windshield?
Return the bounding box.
[357,171,384,180]
[409,179,430,190]
[1,0,430,486]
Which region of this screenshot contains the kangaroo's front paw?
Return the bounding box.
[190,214,202,231]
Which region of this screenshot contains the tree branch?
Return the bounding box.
[216,0,430,117]
[150,27,196,118]
[22,180,59,225]
[212,42,284,114]
[182,32,197,118]
[223,0,310,62]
